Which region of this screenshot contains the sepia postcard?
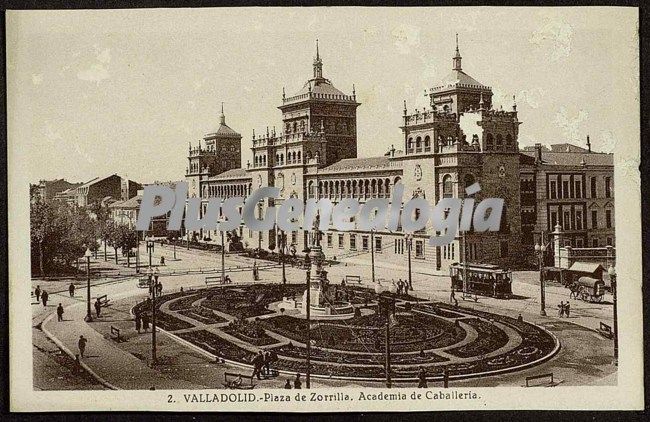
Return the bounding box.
[6,6,643,412]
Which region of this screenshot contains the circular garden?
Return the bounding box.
[133,283,559,381]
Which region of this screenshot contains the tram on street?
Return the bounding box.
[450,263,513,299]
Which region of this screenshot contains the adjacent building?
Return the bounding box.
[30,179,81,203]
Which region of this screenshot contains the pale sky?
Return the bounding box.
[7,7,639,184]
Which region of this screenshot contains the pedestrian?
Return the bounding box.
[565,302,570,317]
[41,290,49,307]
[417,367,428,388]
[450,288,456,304]
[34,285,41,303]
[160,256,165,266]
[135,312,142,333]
[78,335,87,358]
[180,286,184,295]
[94,298,102,318]
[156,281,163,296]
[263,350,271,376]
[56,303,64,322]
[294,373,302,389]
[251,351,264,380]
[142,313,150,332]
[558,301,565,317]
[68,283,75,297]
[517,314,523,322]
[341,278,346,287]
[284,379,292,389]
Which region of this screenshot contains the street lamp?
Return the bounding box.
[303,248,312,389]
[608,265,618,366]
[371,229,376,284]
[405,233,413,290]
[151,266,159,366]
[146,235,155,268]
[83,248,93,322]
[534,242,547,316]
[375,282,394,388]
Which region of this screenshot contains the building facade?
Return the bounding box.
[520,140,615,250]
[184,40,613,272]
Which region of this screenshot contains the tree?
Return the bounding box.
[30,201,99,275]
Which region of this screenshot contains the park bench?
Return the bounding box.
[205,275,224,286]
[599,322,614,339]
[525,373,554,387]
[110,325,122,342]
[222,372,255,389]
[97,294,112,307]
[345,275,362,284]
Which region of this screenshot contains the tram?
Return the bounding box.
[449,263,513,299]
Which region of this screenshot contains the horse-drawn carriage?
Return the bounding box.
[569,276,606,302]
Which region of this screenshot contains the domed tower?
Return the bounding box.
[428,34,493,115]
[278,40,361,166]
[186,104,242,199]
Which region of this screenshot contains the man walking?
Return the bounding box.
[68,283,75,297]
[558,302,565,317]
[565,302,570,317]
[251,351,264,380]
[41,290,49,307]
[94,297,102,318]
[34,285,41,303]
[78,335,87,358]
[56,303,64,322]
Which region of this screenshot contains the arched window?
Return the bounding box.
[424,136,431,151]
[293,122,297,132]
[416,136,422,152]
[275,154,279,164]
[407,138,413,152]
[280,154,284,165]
[442,175,453,198]
[297,151,301,162]
[496,134,503,149]
[506,134,513,149]
[485,133,494,150]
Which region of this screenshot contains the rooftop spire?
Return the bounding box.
[220,102,225,125]
[313,39,323,79]
[453,33,462,71]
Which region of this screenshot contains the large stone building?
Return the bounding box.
[183,40,613,272]
[520,140,614,250]
[30,179,81,204]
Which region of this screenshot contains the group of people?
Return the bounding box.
[283,373,302,389]
[251,350,278,380]
[133,310,151,333]
[394,279,411,295]
[557,301,571,317]
[34,286,49,307]
[148,279,163,297]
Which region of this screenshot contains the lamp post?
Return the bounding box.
[405,233,413,290]
[281,230,286,285]
[83,248,93,322]
[151,266,159,366]
[375,282,396,388]
[135,232,140,274]
[371,229,376,284]
[534,242,547,316]
[146,235,155,268]
[608,265,618,366]
[220,228,226,282]
[304,249,311,389]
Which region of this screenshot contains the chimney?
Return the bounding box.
[586,135,591,153]
[534,143,543,164]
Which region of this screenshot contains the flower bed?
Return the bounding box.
[201,284,304,319]
[412,304,465,319]
[177,307,228,325]
[132,296,195,331]
[221,319,278,346]
[446,317,509,358]
[176,330,256,363]
[261,312,465,353]
[168,294,203,311]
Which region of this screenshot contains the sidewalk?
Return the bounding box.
[42,300,204,390]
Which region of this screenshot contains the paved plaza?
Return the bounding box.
[32,242,617,390]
